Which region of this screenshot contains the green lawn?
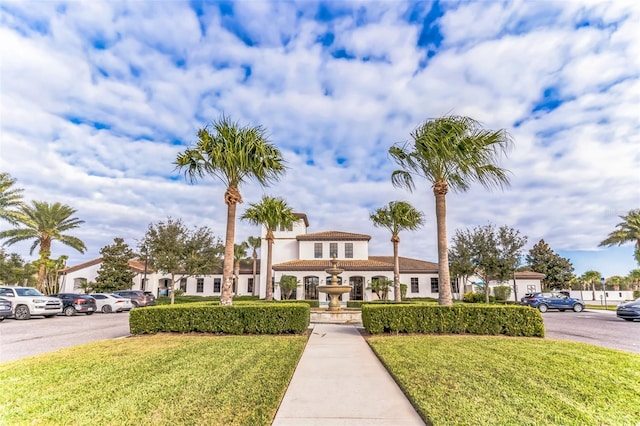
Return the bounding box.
[0,334,307,426]
[367,335,640,425]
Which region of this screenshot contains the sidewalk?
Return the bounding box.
[272,323,425,425]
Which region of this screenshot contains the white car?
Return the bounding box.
[0,286,63,320]
[90,293,134,313]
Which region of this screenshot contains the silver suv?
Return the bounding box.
[113,290,156,308]
[0,286,63,320]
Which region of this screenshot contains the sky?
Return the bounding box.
[1,0,639,279]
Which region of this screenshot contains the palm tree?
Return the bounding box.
[581,270,602,300]
[0,172,24,225]
[175,116,286,305]
[390,115,513,306]
[370,201,425,301]
[247,236,261,295]
[233,241,249,295]
[0,201,85,292]
[241,195,297,301]
[599,209,640,265]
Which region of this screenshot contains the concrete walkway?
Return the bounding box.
[272,323,425,425]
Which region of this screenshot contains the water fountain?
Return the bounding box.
[318,254,352,311]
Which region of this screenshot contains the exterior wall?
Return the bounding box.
[569,290,634,303]
[298,240,368,260]
[59,263,101,292]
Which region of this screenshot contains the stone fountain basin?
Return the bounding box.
[318,285,352,294]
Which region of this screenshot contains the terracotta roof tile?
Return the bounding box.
[273,256,437,273]
[514,271,546,279]
[296,231,371,241]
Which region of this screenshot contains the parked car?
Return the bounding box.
[0,286,63,320]
[91,293,134,313]
[113,290,156,308]
[616,297,640,322]
[0,297,12,321]
[521,292,585,313]
[50,293,97,316]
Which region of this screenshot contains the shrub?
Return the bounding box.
[347,300,406,308]
[362,304,544,337]
[493,286,512,301]
[130,303,310,335]
[634,290,640,299]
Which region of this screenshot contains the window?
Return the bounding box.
[411,277,419,293]
[330,243,338,258]
[196,278,204,293]
[314,243,323,258]
[247,278,254,293]
[451,278,459,294]
[213,278,221,293]
[279,223,293,231]
[345,243,353,258]
[431,277,439,293]
[180,278,187,292]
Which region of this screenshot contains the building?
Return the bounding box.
[58,213,542,301]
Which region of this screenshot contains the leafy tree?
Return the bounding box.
[0,172,24,225]
[370,201,424,302]
[450,224,527,303]
[526,239,574,290]
[0,249,36,285]
[599,208,640,265]
[367,277,392,300]
[233,241,249,295]
[176,115,285,306]
[0,201,85,292]
[493,285,512,301]
[241,195,297,301]
[278,275,298,300]
[628,269,640,291]
[581,270,602,299]
[390,115,513,306]
[94,238,136,293]
[449,231,477,299]
[247,236,261,295]
[35,254,68,295]
[140,218,222,305]
[606,275,628,291]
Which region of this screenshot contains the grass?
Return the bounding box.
[367,334,640,425]
[585,303,618,311]
[0,334,307,425]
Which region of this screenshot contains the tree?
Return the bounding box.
[628,269,640,291]
[0,201,85,292]
[140,218,222,304]
[526,239,574,290]
[241,195,297,301]
[176,115,285,306]
[581,270,602,299]
[35,255,68,295]
[247,236,261,295]
[233,241,249,295]
[278,275,298,300]
[367,277,392,300]
[599,208,640,265]
[94,238,136,293]
[0,172,24,225]
[369,201,424,302]
[0,249,36,285]
[606,275,628,291]
[449,224,527,303]
[449,232,476,299]
[390,115,513,306]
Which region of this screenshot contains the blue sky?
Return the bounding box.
[1,0,639,279]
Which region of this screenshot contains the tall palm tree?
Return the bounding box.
[175,116,286,305]
[233,241,249,295]
[241,195,297,301]
[390,115,513,306]
[0,172,24,225]
[599,208,640,265]
[247,235,261,295]
[0,201,85,292]
[370,201,425,302]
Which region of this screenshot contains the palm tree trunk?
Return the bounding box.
[221,192,238,306]
[266,232,274,301]
[392,236,401,302]
[37,238,52,293]
[434,183,452,306]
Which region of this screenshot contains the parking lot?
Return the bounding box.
[0,311,131,363]
[1,308,638,363]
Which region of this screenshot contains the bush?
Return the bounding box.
[362,304,544,337]
[634,290,640,299]
[347,300,406,309]
[130,302,310,335]
[463,292,495,303]
[493,286,512,301]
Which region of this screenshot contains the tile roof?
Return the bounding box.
[296,231,371,241]
[514,271,546,279]
[294,213,309,227]
[273,256,438,273]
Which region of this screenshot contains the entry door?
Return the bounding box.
[350,277,364,300]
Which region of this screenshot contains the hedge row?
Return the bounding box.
[130,303,310,335]
[362,304,544,337]
[346,300,412,308]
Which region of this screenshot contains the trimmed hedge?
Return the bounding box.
[347,300,408,308]
[130,302,310,335]
[362,304,544,337]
